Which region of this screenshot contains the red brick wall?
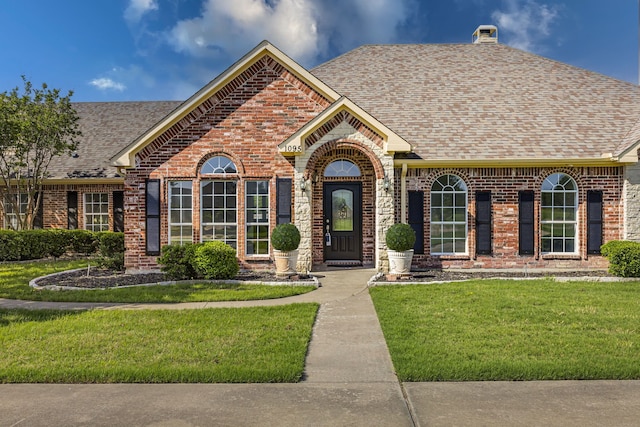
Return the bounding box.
[0,183,124,231]
[399,166,622,269]
[124,55,331,271]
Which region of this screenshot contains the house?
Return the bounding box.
[4,26,640,273]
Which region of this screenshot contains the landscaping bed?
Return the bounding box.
[33,267,314,289]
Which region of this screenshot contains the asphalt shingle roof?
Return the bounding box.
[47,101,181,179]
[311,43,640,162]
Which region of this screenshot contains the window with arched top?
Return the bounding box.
[541,173,578,253]
[200,156,237,175]
[430,174,468,255]
[324,159,361,177]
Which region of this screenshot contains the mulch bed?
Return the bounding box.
[35,267,614,289]
[34,268,313,289]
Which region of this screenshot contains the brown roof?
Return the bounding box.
[311,43,640,163]
[47,101,181,179]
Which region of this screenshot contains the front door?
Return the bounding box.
[323,182,362,261]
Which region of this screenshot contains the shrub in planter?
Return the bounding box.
[385,223,416,252]
[192,241,239,280]
[386,223,416,275]
[0,230,22,261]
[271,223,301,251]
[271,223,301,275]
[601,240,640,277]
[157,243,200,280]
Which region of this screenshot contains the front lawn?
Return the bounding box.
[0,304,318,383]
[0,261,315,303]
[370,279,640,381]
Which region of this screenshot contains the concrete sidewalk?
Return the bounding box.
[2,268,640,426]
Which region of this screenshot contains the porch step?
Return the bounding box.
[325,260,362,267]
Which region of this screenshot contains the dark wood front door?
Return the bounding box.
[323,182,362,261]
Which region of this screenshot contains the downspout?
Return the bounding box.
[400,163,408,223]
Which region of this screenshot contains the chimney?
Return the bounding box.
[472,25,498,44]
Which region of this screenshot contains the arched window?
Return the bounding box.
[324,159,361,177]
[430,174,467,254]
[541,173,577,253]
[200,156,237,175]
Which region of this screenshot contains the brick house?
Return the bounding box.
[4,29,640,272]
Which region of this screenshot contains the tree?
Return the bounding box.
[0,76,81,229]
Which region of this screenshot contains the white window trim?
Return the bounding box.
[245,180,270,256]
[168,181,193,245]
[540,173,579,255]
[84,193,109,232]
[200,180,238,248]
[430,175,468,256]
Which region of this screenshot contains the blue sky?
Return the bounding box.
[1,0,637,102]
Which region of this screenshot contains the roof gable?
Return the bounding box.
[111,41,341,169]
[279,96,411,155]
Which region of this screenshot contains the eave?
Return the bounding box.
[394,156,630,168]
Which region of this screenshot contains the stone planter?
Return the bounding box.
[388,249,414,275]
[273,249,299,276]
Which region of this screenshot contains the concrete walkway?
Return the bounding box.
[2,268,640,426]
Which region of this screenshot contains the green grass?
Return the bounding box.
[370,279,640,381]
[0,260,315,303]
[0,304,318,383]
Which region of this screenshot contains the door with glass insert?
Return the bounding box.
[323,183,362,261]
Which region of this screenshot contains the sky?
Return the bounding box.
[1,0,637,102]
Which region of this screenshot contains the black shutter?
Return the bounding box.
[408,191,424,254]
[519,191,535,255]
[276,178,292,224]
[113,191,124,232]
[587,190,603,254]
[33,192,44,229]
[145,179,161,255]
[67,191,78,229]
[476,191,492,255]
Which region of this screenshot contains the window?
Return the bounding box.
[201,181,237,248]
[84,193,109,232]
[430,174,467,254]
[324,159,361,177]
[4,194,28,230]
[246,181,269,255]
[201,156,237,175]
[168,181,193,244]
[541,173,577,253]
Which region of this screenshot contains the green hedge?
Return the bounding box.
[601,240,640,277]
[0,229,123,264]
[158,241,239,281]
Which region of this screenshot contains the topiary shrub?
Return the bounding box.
[271,223,301,251]
[385,223,416,252]
[192,241,239,280]
[0,230,22,261]
[601,240,640,277]
[157,243,200,280]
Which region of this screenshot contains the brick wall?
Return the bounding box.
[0,183,123,230]
[124,55,331,271]
[398,166,623,269]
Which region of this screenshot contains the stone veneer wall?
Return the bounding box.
[624,161,640,241]
[294,121,394,271]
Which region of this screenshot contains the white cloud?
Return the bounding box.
[125,0,159,24]
[166,0,415,65]
[89,78,126,92]
[492,0,560,53]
